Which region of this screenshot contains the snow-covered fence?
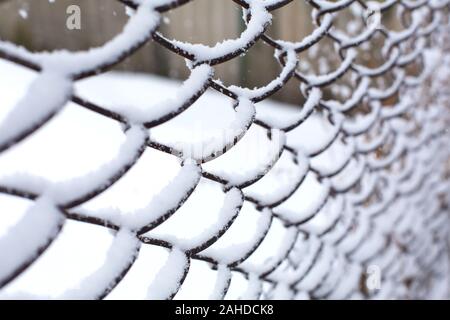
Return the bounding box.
[0,0,450,300]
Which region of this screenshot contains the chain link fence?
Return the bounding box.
[0,0,450,299]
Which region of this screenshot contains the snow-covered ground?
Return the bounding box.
[0,60,343,299]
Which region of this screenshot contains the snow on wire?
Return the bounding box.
[1,0,450,299]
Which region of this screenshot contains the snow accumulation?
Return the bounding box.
[0,196,63,289]
[146,248,188,300]
[0,59,341,299]
[0,50,449,300]
[167,0,271,63]
[60,228,140,300]
[0,0,448,299]
[0,0,448,302]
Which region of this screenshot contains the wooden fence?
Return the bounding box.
[0,0,395,103]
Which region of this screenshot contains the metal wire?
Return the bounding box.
[1,0,450,300]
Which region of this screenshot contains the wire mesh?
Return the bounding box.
[0,0,450,300]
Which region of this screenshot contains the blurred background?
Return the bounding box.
[0,0,397,104]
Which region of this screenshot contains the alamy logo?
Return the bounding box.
[66,5,81,30]
[366,265,381,291]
